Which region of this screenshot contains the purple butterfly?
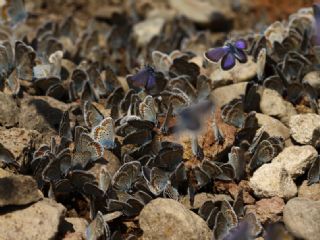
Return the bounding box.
[205,39,247,70]
[127,65,156,90]
[313,3,320,46]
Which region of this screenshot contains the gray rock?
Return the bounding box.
[289,113,320,145]
[255,113,290,140]
[272,145,317,179]
[260,88,297,125]
[250,162,297,199]
[298,181,320,201]
[133,18,165,46]
[211,82,247,108]
[0,175,43,207]
[0,92,19,127]
[210,56,257,86]
[139,198,212,240]
[0,127,42,165]
[19,95,70,142]
[283,197,320,240]
[0,198,66,240]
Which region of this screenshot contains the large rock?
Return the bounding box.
[255,113,290,140]
[250,162,297,199]
[0,127,42,165]
[0,168,12,178]
[211,82,247,108]
[289,113,320,145]
[133,17,165,46]
[0,92,19,127]
[298,181,320,201]
[168,0,234,29]
[272,145,317,179]
[0,175,43,207]
[139,198,212,240]
[61,217,88,240]
[19,95,70,142]
[209,56,257,86]
[0,198,66,240]
[303,71,320,95]
[283,197,320,240]
[245,197,285,224]
[260,88,297,125]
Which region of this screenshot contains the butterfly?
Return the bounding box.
[205,39,247,70]
[127,65,156,90]
[72,133,104,169]
[91,117,116,149]
[139,95,157,124]
[112,161,141,192]
[86,211,111,240]
[83,101,105,129]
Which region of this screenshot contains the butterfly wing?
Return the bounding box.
[221,52,236,70]
[233,48,247,63]
[92,117,115,149]
[234,39,247,50]
[205,46,229,62]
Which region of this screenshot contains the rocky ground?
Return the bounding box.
[0,0,320,240]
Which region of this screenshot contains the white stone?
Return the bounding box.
[289,113,320,144]
[250,162,297,199]
[273,145,317,179]
[139,198,212,240]
[133,18,165,46]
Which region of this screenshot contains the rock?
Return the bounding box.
[272,145,317,179]
[245,197,285,224]
[260,88,297,125]
[0,175,43,207]
[139,198,212,240]
[209,56,257,86]
[250,162,297,199]
[0,198,66,240]
[215,181,255,205]
[179,193,232,209]
[0,92,19,127]
[168,0,234,29]
[60,217,88,240]
[289,113,320,145]
[133,17,165,46]
[255,113,290,140]
[0,127,42,165]
[303,71,320,95]
[88,150,121,178]
[211,82,248,108]
[264,21,286,46]
[283,197,320,240]
[0,168,12,177]
[298,181,320,201]
[63,232,83,240]
[19,95,70,142]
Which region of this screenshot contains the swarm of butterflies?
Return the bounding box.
[1,0,320,239]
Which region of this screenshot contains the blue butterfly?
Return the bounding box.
[205,39,247,70]
[127,65,156,90]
